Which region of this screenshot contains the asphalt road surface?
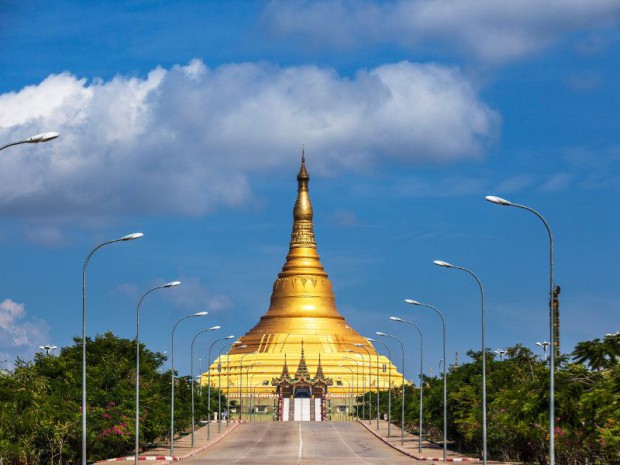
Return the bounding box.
[183,422,418,465]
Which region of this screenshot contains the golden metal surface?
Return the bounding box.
[206,151,404,395]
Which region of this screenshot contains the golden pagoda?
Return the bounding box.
[206,150,403,411]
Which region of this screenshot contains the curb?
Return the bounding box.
[97,422,242,464]
[357,420,480,462]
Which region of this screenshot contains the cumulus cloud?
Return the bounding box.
[260,0,620,63]
[164,276,233,313]
[0,298,50,352]
[0,60,498,219]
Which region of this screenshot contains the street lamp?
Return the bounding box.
[536,341,550,360]
[361,340,381,430]
[170,311,208,455]
[39,344,57,356]
[225,343,246,426]
[405,299,447,461]
[494,349,507,361]
[239,351,258,420]
[486,194,556,465]
[206,334,233,439]
[338,365,357,420]
[376,331,405,446]
[389,317,424,453]
[341,356,361,420]
[0,132,60,151]
[347,343,371,423]
[354,343,374,424]
[213,336,234,432]
[367,338,391,437]
[336,377,352,421]
[82,231,143,465]
[433,259,487,464]
[189,326,221,447]
[135,281,181,463]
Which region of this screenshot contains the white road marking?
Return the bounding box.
[298,422,303,465]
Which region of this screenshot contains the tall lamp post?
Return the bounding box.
[389,317,424,453]
[405,299,447,461]
[434,259,487,463]
[486,194,555,464]
[0,132,59,151]
[239,351,257,420]
[206,334,234,439]
[82,232,143,465]
[346,350,366,421]
[341,356,361,420]
[135,280,181,463]
[170,311,208,455]
[367,338,392,437]
[189,326,221,447]
[354,343,373,424]
[338,365,356,420]
[363,338,381,430]
[225,343,245,427]
[376,332,405,446]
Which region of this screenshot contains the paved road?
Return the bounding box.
[184,422,419,465]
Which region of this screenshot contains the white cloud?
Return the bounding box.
[0,60,498,220]
[261,0,620,63]
[0,298,50,353]
[165,277,233,313]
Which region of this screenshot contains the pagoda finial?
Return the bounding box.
[315,353,325,380]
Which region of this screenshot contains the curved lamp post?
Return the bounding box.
[435,259,487,462]
[364,338,382,430]
[390,317,424,453]
[376,331,405,446]
[367,338,392,437]
[346,349,366,421]
[135,281,181,463]
[213,337,235,432]
[341,356,361,420]
[226,343,245,426]
[206,334,233,439]
[405,299,447,461]
[189,326,221,447]
[486,194,555,464]
[82,232,143,465]
[354,343,374,424]
[239,351,258,420]
[170,311,208,455]
[1,132,60,151]
[338,364,357,420]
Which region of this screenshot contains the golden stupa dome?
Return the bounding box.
[206,150,403,398]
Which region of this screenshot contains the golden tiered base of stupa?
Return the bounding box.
[204,151,404,398]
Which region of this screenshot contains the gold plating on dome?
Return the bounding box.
[206,149,404,394]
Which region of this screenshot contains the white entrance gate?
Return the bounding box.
[294,398,311,421]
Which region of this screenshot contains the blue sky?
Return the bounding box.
[0,0,619,381]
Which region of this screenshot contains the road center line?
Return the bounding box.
[298,422,303,464]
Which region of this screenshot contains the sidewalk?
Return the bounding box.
[96,421,243,463]
[358,419,517,463]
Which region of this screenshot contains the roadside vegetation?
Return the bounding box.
[370,333,620,464]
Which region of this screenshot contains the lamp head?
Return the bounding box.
[366,337,376,342]
[26,132,60,143]
[485,195,512,206]
[404,299,421,306]
[194,311,208,317]
[208,325,221,331]
[121,232,144,241]
[164,281,181,288]
[433,260,453,268]
[225,335,235,339]
[354,343,364,348]
[389,316,405,322]
[376,331,387,337]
